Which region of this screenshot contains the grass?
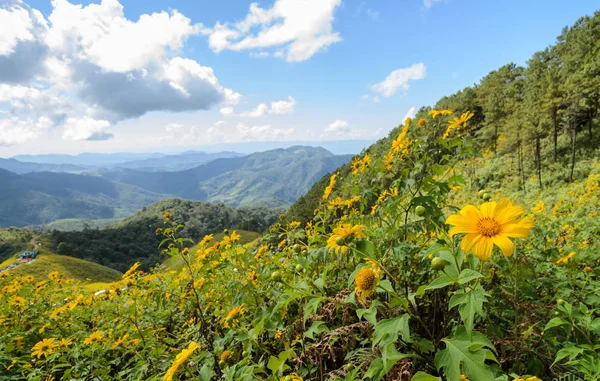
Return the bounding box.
[0,253,122,284]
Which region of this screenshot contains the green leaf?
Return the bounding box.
[426,275,456,290]
[381,342,410,374]
[304,321,330,340]
[544,317,569,331]
[267,350,293,376]
[449,286,488,334]
[411,372,441,381]
[373,314,410,349]
[552,344,584,365]
[357,300,381,325]
[355,239,376,258]
[377,279,395,294]
[364,358,385,381]
[304,297,323,322]
[434,326,497,381]
[457,269,484,284]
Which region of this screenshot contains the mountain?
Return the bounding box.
[99,146,353,207]
[0,169,167,228]
[102,150,244,171]
[0,158,87,174]
[12,152,165,166]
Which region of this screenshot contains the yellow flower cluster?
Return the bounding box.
[513,377,542,381]
[323,173,337,200]
[351,154,371,175]
[428,109,453,118]
[327,196,361,210]
[443,111,474,139]
[391,125,410,157]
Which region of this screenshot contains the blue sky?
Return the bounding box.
[0,0,598,156]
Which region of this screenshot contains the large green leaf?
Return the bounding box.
[411,372,441,381]
[434,326,497,381]
[372,314,410,349]
[448,285,488,334]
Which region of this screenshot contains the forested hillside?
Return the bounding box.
[99,146,352,207]
[47,199,281,272]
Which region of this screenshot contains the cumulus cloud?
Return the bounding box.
[325,119,349,134]
[236,123,295,141]
[202,0,342,62]
[372,63,427,97]
[222,96,296,117]
[0,0,241,145]
[0,116,52,145]
[62,116,112,141]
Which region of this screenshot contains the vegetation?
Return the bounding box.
[47,199,281,272]
[1,12,600,381]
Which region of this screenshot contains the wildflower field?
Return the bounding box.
[1,110,598,381]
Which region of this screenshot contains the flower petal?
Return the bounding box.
[501,217,534,238]
[479,201,497,218]
[494,198,525,224]
[446,215,478,236]
[492,234,515,257]
[459,205,481,220]
[472,236,493,261]
[460,233,482,254]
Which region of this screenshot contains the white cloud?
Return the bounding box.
[62,116,112,141]
[325,119,349,134]
[270,96,296,115]
[403,106,417,120]
[0,0,241,145]
[202,0,343,62]
[236,123,295,141]
[371,63,427,97]
[165,123,184,132]
[0,116,52,145]
[240,103,268,118]
[223,96,296,117]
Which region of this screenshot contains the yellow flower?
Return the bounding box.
[59,338,72,347]
[444,111,474,139]
[428,109,453,118]
[122,262,141,281]
[48,271,61,282]
[10,296,26,310]
[163,211,172,220]
[22,275,34,283]
[220,350,232,361]
[224,305,245,328]
[392,126,410,156]
[327,224,367,254]
[351,155,371,174]
[155,228,163,235]
[112,334,129,349]
[280,373,303,381]
[274,330,283,340]
[199,234,214,245]
[532,202,544,214]
[163,342,200,381]
[355,266,379,302]
[446,198,534,261]
[323,173,337,200]
[383,152,394,171]
[417,117,426,127]
[460,375,470,381]
[584,266,593,273]
[555,252,576,265]
[31,338,58,359]
[84,331,103,345]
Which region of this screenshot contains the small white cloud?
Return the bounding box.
[240,103,268,118]
[202,0,343,62]
[165,123,184,132]
[403,106,417,121]
[424,0,444,8]
[62,116,112,141]
[270,96,296,115]
[220,107,234,116]
[223,96,296,117]
[325,119,349,134]
[236,123,295,141]
[372,63,427,97]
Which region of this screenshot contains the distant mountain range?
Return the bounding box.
[2,151,244,174]
[0,146,352,227]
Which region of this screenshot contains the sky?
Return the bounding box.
[0,0,598,157]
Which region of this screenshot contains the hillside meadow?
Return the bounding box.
[1,109,598,381]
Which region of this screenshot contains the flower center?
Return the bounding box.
[356,268,375,291]
[476,217,501,237]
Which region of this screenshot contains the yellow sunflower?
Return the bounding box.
[164,341,199,381]
[355,267,379,302]
[327,224,367,254]
[31,338,58,359]
[445,198,533,261]
[83,331,103,345]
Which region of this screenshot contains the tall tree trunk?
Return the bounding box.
[536,136,542,189]
[570,120,577,182]
[552,107,558,162]
[520,142,527,194]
